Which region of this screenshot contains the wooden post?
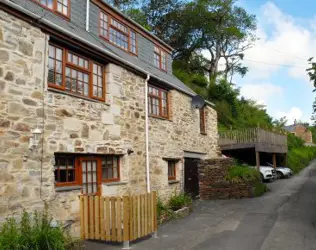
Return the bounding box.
[273,153,277,169]
[256,151,260,171]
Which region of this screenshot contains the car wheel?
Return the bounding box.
[277,171,284,179]
[260,173,264,181]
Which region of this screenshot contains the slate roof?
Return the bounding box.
[5,0,197,97]
[283,124,296,133]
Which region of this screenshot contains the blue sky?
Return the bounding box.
[232,0,316,125]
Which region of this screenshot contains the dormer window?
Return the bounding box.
[100,11,137,55]
[154,46,167,71]
[33,0,69,18]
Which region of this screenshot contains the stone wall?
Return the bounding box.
[199,158,255,200]
[0,10,147,236]
[0,9,219,236]
[149,92,220,200]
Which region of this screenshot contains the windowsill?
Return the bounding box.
[168,180,179,185]
[200,132,207,135]
[48,88,110,105]
[103,181,127,186]
[55,186,82,192]
[149,115,172,122]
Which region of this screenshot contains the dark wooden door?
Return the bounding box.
[184,158,199,198]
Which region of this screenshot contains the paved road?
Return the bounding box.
[86,161,316,250]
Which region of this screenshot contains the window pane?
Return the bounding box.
[48,45,63,86]
[54,155,75,184]
[57,3,62,13]
[60,170,67,182]
[68,170,75,182]
[47,0,53,9]
[100,12,109,38]
[84,83,89,96]
[62,6,68,15]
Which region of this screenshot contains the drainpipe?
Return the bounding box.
[145,74,151,193]
[85,0,90,31]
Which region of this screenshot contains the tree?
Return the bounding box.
[151,0,256,82]
[273,116,287,130]
[306,58,316,125]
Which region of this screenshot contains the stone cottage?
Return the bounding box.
[0,0,219,235]
[284,120,313,144]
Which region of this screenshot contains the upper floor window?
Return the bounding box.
[200,107,206,134]
[148,85,168,118]
[154,46,167,71]
[33,0,69,18]
[48,44,105,101]
[100,11,137,55]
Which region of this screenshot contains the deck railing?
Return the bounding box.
[218,128,287,148]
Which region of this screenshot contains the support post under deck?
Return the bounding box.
[256,151,260,171]
[273,153,277,169]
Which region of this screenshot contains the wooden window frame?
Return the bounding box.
[99,10,138,56]
[101,155,120,183]
[31,0,71,19]
[200,107,207,135]
[154,45,167,72]
[148,85,169,119]
[168,161,176,181]
[48,43,106,102]
[54,155,79,187]
[54,155,120,190]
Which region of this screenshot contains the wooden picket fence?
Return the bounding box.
[79,192,157,243]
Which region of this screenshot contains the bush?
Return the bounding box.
[225,165,260,183]
[0,209,80,250]
[253,182,268,197]
[168,192,192,211]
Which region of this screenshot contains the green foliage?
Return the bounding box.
[168,193,192,211]
[288,147,316,174]
[287,133,305,151]
[253,182,268,197]
[225,165,260,183]
[157,197,168,220]
[0,210,81,250]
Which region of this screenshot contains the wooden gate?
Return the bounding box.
[79,192,157,243]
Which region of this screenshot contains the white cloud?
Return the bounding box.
[240,82,283,105]
[243,2,315,84]
[276,107,303,125]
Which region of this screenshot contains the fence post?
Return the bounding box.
[123,196,130,249]
[152,192,158,238]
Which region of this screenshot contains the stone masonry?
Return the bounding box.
[0,10,219,236]
[199,158,257,200]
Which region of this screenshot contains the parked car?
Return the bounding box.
[266,163,293,179]
[249,166,276,181]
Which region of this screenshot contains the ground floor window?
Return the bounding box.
[168,161,176,180]
[54,154,120,194]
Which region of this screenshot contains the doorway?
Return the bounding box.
[184,158,200,198]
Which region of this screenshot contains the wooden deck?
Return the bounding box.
[219,128,287,153]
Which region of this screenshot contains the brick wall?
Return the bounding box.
[199,158,255,200]
[295,125,313,143]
